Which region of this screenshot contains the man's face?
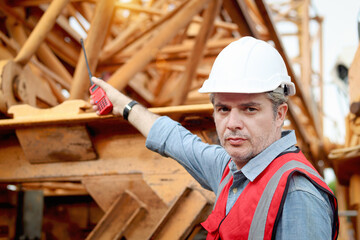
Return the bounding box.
[213,92,287,169]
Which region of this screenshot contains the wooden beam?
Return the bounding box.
[0,1,33,30]
[172,0,222,105]
[0,101,213,129]
[223,0,259,38]
[106,0,212,91]
[21,182,88,196]
[193,16,239,31]
[115,2,163,16]
[70,0,116,100]
[104,37,235,65]
[30,57,71,90]
[29,61,66,103]
[82,174,169,239]
[350,175,360,240]
[39,4,82,43]
[148,187,210,239]
[99,0,187,63]
[4,4,72,83]
[37,43,73,85]
[298,0,311,100]
[15,124,96,163]
[85,190,147,240]
[14,0,70,66]
[0,60,58,113]
[349,43,360,104]
[4,13,70,88]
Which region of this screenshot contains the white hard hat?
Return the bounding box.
[199,36,295,96]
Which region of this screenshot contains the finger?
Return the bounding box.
[91,77,105,88]
[92,77,113,92]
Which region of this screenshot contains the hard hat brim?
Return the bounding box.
[198,76,296,96]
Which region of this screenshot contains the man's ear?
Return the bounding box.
[276,103,288,126]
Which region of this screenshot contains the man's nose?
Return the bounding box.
[226,109,244,130]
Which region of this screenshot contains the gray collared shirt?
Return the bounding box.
[146,116,334,239]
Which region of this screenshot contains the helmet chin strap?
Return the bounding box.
[284,85,289,96]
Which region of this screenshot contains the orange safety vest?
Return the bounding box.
[201,150,339,240]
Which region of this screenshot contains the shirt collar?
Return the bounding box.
[229,130,297,182]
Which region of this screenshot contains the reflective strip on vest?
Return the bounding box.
[214,168,232,209]
[248,160,323,239]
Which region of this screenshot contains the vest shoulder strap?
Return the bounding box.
[214,159,232,207]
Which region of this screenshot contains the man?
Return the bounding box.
[90,37,339,239]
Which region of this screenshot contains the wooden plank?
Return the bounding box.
[106,0,211,90]
[0,108,215,184]
[5,12,27,47]
[82,174,168,239]
[85,190,147,240]
[115,2,163,16]
[2,4,79,69]
[70,0,116,100]
[330,151,360,185]
[350,175,360,207]
[349,175,360,240]
[298,0,311,101]
[148,187,210,240]
[128,75,155,104]
[16,124,97,163]
[0,101,213,128]
[0,60,58,113]
[39,4,82,43]
[4,0,54,7]
[30,57,71,90]
[171,36,233,54]
[22,182,88,196]
[14,0,70,66]
[106,37,235,64]
[29,61,66,103]
[25,64,58,107]
[223,0,258,38]
[3,11,64,105]
[193,16,238,31]
[0,1,33,31]
[349,43,360,104]
[99,15,148,62]
[82,174,166,211]
[336,183,351,240]
[99,0,167,62]
[36,20,80,67]
[36,43,73,86]
[172,0,221,105]
[0,44,14,59]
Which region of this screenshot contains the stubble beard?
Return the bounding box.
[223,132,271,168]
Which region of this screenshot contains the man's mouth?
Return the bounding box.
[226,137,246,145]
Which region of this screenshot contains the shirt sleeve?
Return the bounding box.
[275,174,334,239]
[145,116,230,192]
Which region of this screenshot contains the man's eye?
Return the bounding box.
[246,107,257,113]
[218,107,229,112]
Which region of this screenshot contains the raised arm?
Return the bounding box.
[90,77,159,137]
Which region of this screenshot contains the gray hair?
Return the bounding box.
[266,90,288,118]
